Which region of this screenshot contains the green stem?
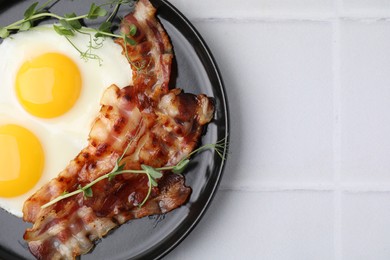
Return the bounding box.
[66,14,89,21]
[5,13,88,30]
[141,173,153,207]
[41,189,83,209]
[40,168,147,209]
[40,140,226,210]
[155,166,175,171]
[108,168,154,207]
[106,2,121,22]
[113,169,146,175]
[82,27,122,38]
[6,13,59,29]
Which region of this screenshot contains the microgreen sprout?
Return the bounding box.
[41,137,228,209]
[0,0,137,64]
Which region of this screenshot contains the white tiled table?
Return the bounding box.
[164,1,390,259]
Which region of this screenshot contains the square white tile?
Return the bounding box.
[341,192,390,259]
[169,190,335,260]
[339,20,390,183]
[192,21,334,188]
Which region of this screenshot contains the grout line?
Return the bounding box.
[219,183,390,193]
[189,16,390,24]
[219,185,336,192]
[340,16,390,21]
[218,186,335,193]
[333,1,343,186]
[190,16,337,23]
[333,0,343,258]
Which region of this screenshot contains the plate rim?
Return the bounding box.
[0,0,230,259]
[151,1,230,259]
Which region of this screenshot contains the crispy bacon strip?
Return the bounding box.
[24,85,213,259]
[22,0,215,259]
[116,0,173,101]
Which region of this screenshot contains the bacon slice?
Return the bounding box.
[116,0,173,101]
[22,0,215,259]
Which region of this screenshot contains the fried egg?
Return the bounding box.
[0,25,132,217]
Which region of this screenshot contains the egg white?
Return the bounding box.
[0,25,132,217]
[0,108,81,218]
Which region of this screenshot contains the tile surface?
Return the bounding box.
[340,21,390,183]
[163,0,390,259]
[341,193,390,259]
[342,0,390,15]
[169,191,335,260]
[170,0,334,19]
[193,21,334,188]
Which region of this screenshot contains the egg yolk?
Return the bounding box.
[0,124,44,197]
[15,52,82,118]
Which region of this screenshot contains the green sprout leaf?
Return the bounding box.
[24,2,39,19]
[95,21,112,37]
[64,13,82,30]
[99,21,112,33]
[59,19,74,30]
[124,35,136,46]
[129,24,137,36]
[53,24,74,36]
[141,165,163,185]
[19,21,32,31]
[0,27,10,38]
[87,3,108,20]
[150,178,158,187]
[172,159,190,174]
[83,187,93,198]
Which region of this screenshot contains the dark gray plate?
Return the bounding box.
[0,0,229,259]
